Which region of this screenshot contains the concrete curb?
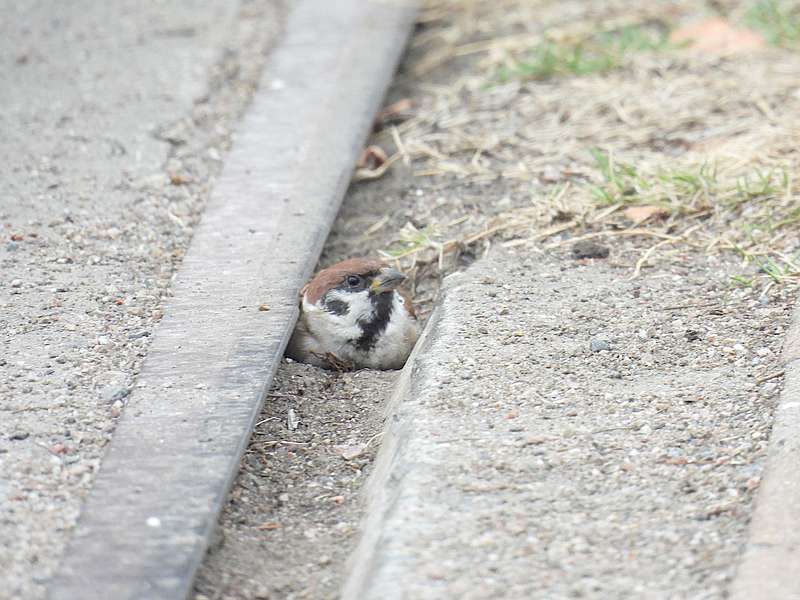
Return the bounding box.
[730,305,800,600]
[341,300,446,600]
[47,1,418,599]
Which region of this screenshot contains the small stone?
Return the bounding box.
[685,330,701,342]
[9,432,30,441]
[590,338,611,352]
[572,240,610,260]
[101,385,130,403]
[333,443,367,460]
[287,408,299,431]
[746,476,761,491]
[10,279,23,288]
[127,330,150,340]
[258,303,270,312]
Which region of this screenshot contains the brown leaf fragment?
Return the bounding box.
[169,172,191,185]
[376,98,413,127]
[257,521,281,530]
[356,145,388,170]
[670,19,766,55]
[623,205,669,224]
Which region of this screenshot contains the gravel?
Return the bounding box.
[0,1,282,598]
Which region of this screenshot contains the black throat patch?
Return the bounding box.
[355,292,394,352]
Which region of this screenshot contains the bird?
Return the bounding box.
[286,257,419,370]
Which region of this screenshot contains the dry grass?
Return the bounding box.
[368,0,800,289]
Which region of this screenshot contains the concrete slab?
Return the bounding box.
[46,1,417,599]
[342,250,788,599]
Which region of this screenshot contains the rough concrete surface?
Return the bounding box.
[0,1,283,598]
[343,249,791,600]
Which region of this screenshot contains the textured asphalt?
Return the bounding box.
[0,1,280,598]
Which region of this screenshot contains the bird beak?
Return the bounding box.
[370,267,406,294]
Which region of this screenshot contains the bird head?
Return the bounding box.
[302,258,409,316]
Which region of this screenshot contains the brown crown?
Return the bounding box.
[301,257,386,304]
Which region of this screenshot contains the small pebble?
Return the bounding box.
[590,339,611,352]
[101,385,130,403]
[572,240,610,260]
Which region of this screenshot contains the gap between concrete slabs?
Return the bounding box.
[47,1,418,599]
[730,303,800,600]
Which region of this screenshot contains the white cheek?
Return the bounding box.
[301,290,371,354]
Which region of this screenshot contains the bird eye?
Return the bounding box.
[346,275,362,287]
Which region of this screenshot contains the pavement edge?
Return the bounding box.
[340,272,463,600]
[730,301,800,599]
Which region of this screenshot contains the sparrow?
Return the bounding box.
[286,257,419,370]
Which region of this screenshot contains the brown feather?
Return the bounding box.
[303,257,386,304]
[397,288,417,318]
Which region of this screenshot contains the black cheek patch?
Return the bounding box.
[325,298,350,316]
